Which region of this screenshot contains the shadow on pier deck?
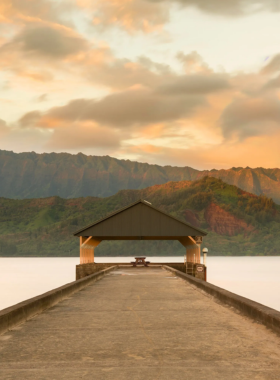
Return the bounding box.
[1,266,280,379]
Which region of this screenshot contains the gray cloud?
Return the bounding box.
[157,74,230,95]
[152,0,280,16]
[86,55,230,96]
[42,89,205,127]
[220,96,280,140]
[19,111,42,127]
[3,26,88,59]
[86,57,173,90]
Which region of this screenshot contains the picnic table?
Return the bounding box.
[131,256,150,267]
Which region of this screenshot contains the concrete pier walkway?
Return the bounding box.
[1,267,280,379]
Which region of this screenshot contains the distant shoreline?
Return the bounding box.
[1,255,280,258]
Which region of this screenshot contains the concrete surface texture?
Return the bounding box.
[1,267,280,380]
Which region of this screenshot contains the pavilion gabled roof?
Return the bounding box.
[73,199,207,239]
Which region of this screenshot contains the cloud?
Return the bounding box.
[220,96,280,140]
[157,74,230,95]
[19,111,42,127]
[84,53,230,96]
[2,33,280,170]
[76,0,280,33]
[261,54,280,75]
[0,118,120,152]
[0,119,9,137]
[77,0,169,33]
[172,0,280,16]
[1,0,279,39]
[263,75,280,90]
[14,49,278,150]
[45,122,121,150]
[1,25,88,59]
[0,23,92,83]
[18,70,54,82]
[85,56,173,90]
[25,88,205,129]
[177,51,211,73]
[0,0,72,25]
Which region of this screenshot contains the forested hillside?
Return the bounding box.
[0,150,280,203]
[0,177,279,257]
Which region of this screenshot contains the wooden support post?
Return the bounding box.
[79,236,102,264]
[182,237,201,264]
[186,248,194,263]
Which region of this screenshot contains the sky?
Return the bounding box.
[0,0,280,170]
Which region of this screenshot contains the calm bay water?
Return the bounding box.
[0,256,279,311]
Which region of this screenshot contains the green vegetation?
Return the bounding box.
[0,177,279,257]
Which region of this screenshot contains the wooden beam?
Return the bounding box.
[178,236,196,248]
[81,236,102,249]
[80,236,102,264]
[81,236,92,247]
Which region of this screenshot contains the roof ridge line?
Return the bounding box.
[73,198,207,236]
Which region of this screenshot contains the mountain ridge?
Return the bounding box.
[0,149,280,203]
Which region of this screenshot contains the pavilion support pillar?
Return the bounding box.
[179,236,201,264]
[178,236,203,277]
[186,245,201,263]
[80,236,102,264]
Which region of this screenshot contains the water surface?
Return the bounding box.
[0,256,279,311]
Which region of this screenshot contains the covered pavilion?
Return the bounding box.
[74,199,207,264]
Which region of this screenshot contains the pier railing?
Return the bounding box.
[0,266,117,335]
[164,265,280,336]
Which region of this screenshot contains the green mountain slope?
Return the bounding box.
[0,150,280,203]
[0,177,279,257]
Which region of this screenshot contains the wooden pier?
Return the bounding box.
[1,266,280,379]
